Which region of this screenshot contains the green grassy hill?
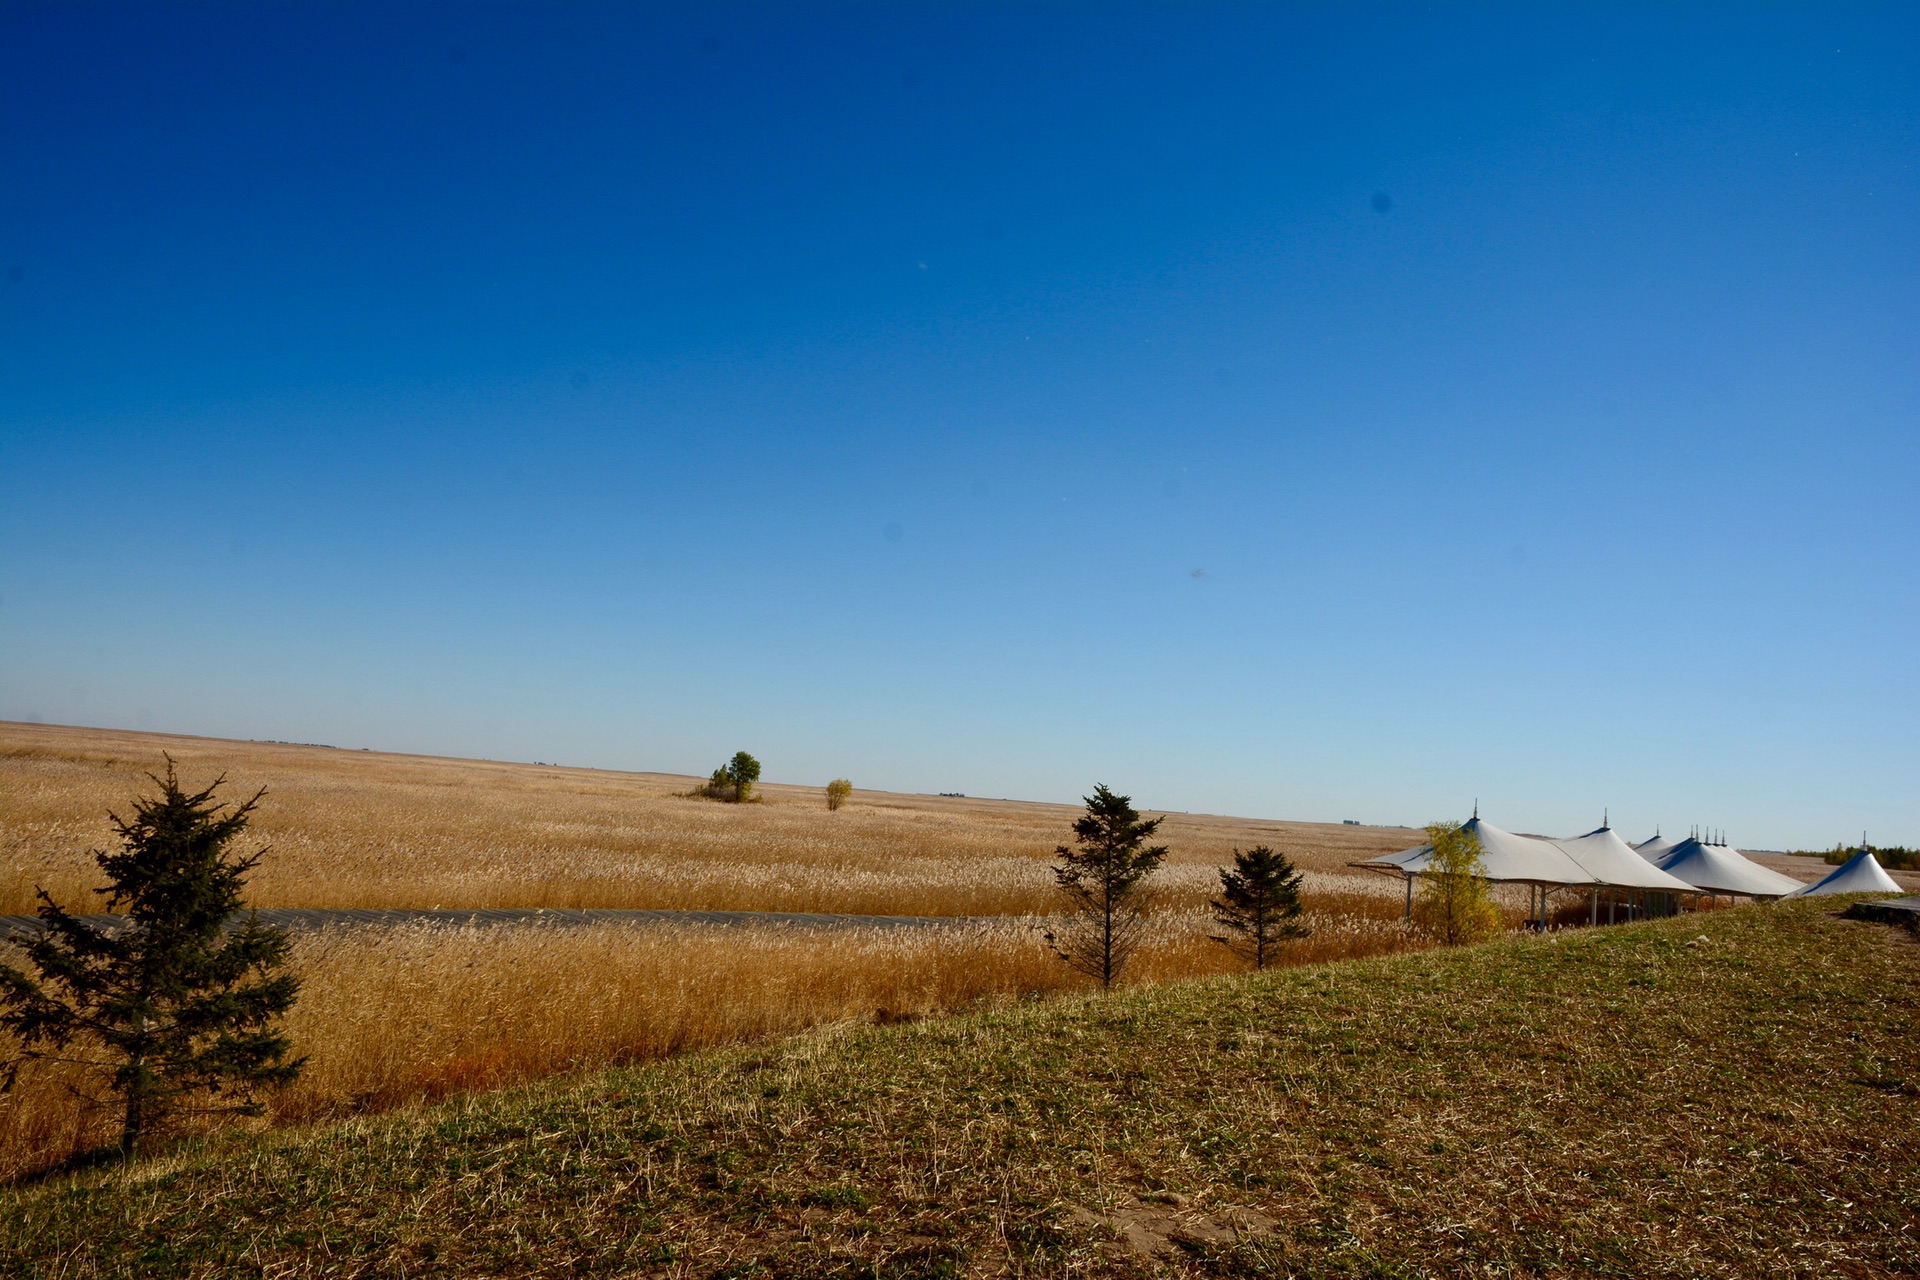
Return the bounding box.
[4,900,1916,1278]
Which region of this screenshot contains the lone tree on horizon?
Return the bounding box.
[702,751,763,803]
[0,760,303,1160]
[1209,844,1309,970]
[1045,784,1167,989]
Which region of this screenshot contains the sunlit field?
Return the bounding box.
[2,723,1865,1185]
[0,903,1428,1181]
[0,722,1434,1179]
[6,903,1915,1278]
[1,722,1420,918]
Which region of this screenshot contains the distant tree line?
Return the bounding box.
[1809,843,1918,871]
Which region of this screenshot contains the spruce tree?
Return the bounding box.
[0,760,303,1159]
[1044,785,1168,989]
[1209,844,1309,970]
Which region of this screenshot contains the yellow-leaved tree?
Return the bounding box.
[1413,820,1503,945]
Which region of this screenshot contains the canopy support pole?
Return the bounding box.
[1404,873,1413,921]
[1590,889,1597,927]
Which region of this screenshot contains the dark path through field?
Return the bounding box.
[0,907,992,941]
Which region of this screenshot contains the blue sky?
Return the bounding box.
[3,3,1915,848]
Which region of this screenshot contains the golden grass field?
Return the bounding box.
[1,722,1421,918]
[0,721,1432,1180]
[0,908,1428,1182]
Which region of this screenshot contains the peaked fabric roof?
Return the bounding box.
[1358,818,1693,890]
[1555,827,1699,892]
[1789,850,1903,897]
[1633,834,1680,865]
[1656,838,1806,898]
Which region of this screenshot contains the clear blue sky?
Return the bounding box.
[3,3,1915,848]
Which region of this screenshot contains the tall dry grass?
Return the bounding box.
[0,722,1439,1182]
[0,898,1425,1182]
[1,722,1431,917]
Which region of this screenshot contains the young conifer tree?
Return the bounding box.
[1209,844,1310,970]
[1413,820,1503,945]
[1044,785,1167,989]
[0,760,303,1159]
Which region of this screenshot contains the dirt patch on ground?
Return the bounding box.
[1066,1191,1278,1258]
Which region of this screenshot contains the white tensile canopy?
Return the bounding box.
[1633,834,1680,865]
[1359,817,1589,886]
[1556,826,1700,892]
[1358,818,1694,891]
[1788,850,1902,897]
[1655,837,1806,899]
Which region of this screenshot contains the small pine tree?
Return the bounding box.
[1044,785,1168,989]
[1209,845,1309,970]
[825,778,852,811]
[1413,820,1502,946]
[0,760,303,1159]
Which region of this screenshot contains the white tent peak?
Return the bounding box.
[1790,850,1902,898]
[1657,837,1804,899]
[1634,834,1680,865]
[1555,826,1697,892]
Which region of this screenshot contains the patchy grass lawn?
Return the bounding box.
[3,899,1915,1278]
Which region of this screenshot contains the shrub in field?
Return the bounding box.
[0,761,302,1160]
[695,752,763,803]
[825,779,853,811]
[1044,785,1167,989]
[1210,844,1309,970]
[1413,820,1502,945]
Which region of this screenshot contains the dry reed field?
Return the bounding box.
[0,721,1420,917]
[0,904,1425,1182]
[0,720,1433,1181]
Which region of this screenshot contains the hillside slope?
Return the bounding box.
[3,900,1916,1278]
